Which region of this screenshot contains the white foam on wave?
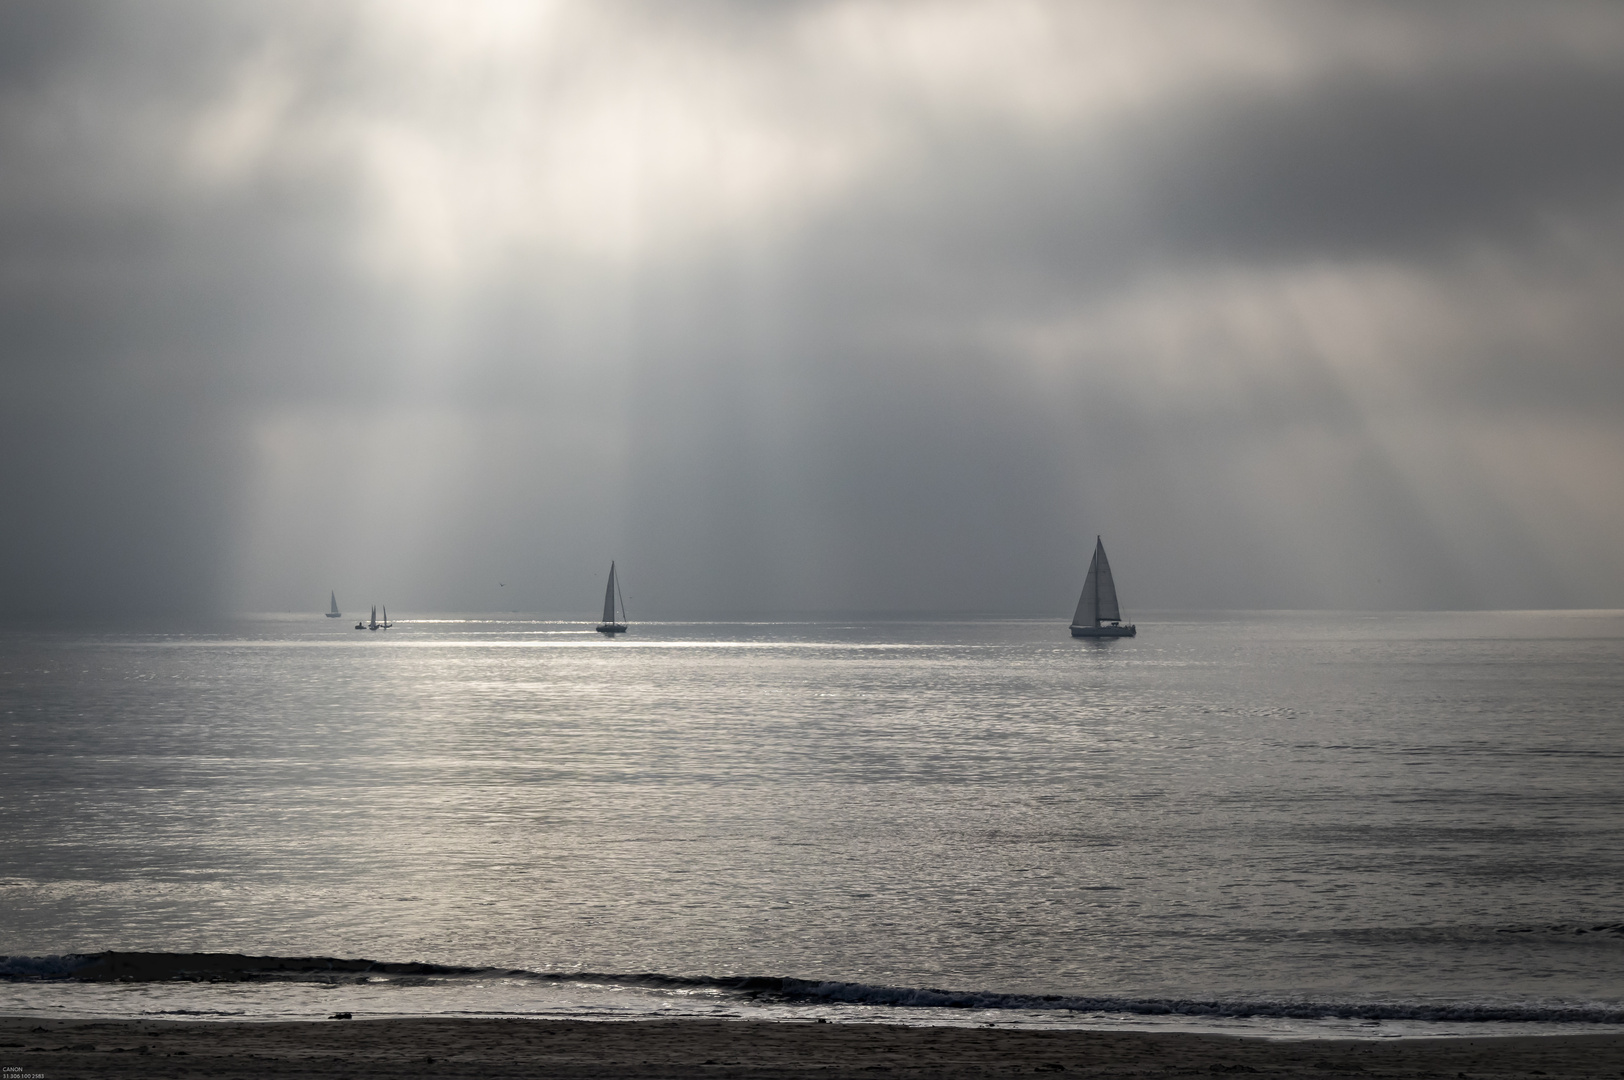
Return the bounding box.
[6,956,1622,1038]
[2,975,1623,1041]
[765,976,1624,1025]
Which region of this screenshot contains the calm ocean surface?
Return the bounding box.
[3,611,1622,1037]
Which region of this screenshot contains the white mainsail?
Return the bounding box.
[327,591,341,617]
[602,562,619,625]
[1094,541,1120,623]
[1071,536,1122,627]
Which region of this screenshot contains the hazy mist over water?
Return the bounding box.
[4,612,1623,1031]
[4,2,1624,617]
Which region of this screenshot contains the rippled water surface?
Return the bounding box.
[2,611,1622,1027]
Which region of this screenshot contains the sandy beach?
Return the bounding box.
[4,1016,1622,1079]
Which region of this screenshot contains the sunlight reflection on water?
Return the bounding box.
[3,612,1623,1026]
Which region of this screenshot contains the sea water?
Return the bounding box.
[2,611,1622,1038]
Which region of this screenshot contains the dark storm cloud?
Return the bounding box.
[786,48,1624,310]
[0,0,93,90]
[2,1,1623,616]
[1147,60,1624,262]
[0,2,380,613]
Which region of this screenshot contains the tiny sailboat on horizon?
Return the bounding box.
[596,562,628,636]
[356,605,390,631]
[1070,536,1136,638]
[326,591,342,618]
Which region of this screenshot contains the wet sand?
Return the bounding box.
[4,1016,1622,1079]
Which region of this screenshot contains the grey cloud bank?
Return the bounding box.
[3,0,1622,617]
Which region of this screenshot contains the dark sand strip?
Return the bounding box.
[5,1017,1623,1079]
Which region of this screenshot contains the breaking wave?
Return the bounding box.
[4,952,1622,1025]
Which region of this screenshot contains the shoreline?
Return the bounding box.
[5,1016,1623,1079]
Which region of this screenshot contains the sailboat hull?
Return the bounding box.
[1071,623,1136,638]
[596,624,627,636]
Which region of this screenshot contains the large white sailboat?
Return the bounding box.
[596,562,628,636]
[326,591,342,618]
[1070,536,1136,638]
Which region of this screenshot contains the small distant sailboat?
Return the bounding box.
[326,591,342,618]
[381,605,391,630]
[356,605,381,631]
[595,561,628,636]
[1070,536,1137,638]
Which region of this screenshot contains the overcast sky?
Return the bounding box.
[3,0,1623,617]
